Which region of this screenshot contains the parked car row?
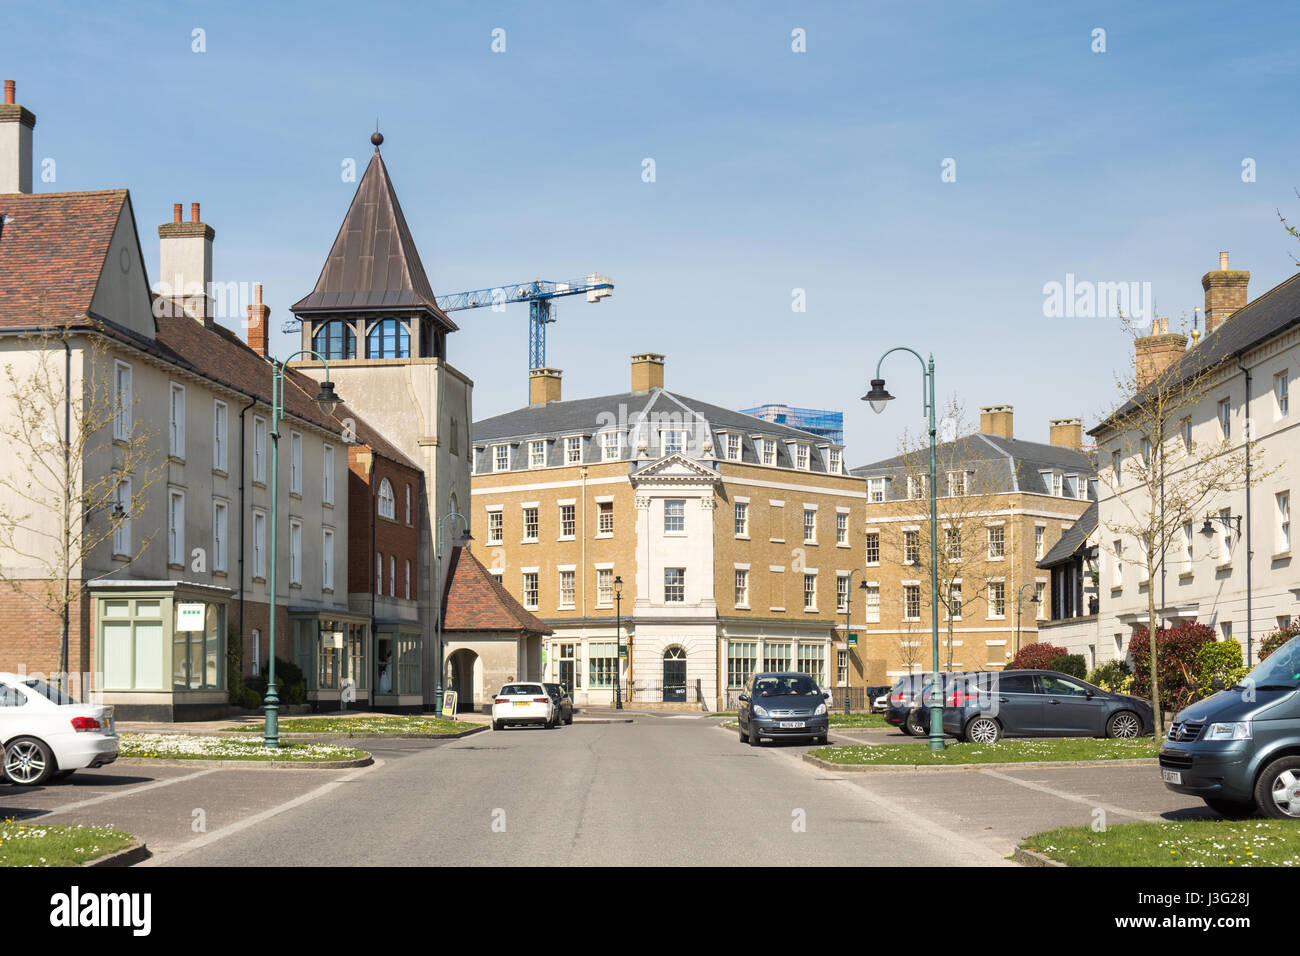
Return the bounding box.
[0,672,119,785]
[884,669,1155,742]
[491,682,574,730]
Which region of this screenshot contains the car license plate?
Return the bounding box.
[512,701,530,707]
[1162,770,1182,784]
[779,721,805,729]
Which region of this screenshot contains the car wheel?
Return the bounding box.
[4,737,54,786]
[492,719,503,731]
[1256,756,1300,819]
[565,712,573,725]
[815,734,828,745]
[748,722,762,746]
[1106,711,1142,739]
[1204,798,1257,820]
[905,711,927,737]
[964,717,1002,743]
[739,723,747,743]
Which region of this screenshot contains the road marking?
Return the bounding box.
[145,759,384,865]
[978,768,1160,822]
[31,769,218,818]
[731,726,1011,866]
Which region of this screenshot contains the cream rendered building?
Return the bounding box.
[472,355,865,709]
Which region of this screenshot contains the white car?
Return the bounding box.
[492,682,558,730]
[0,673,119,785]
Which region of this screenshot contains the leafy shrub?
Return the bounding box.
[1129,621,1217,713]
[1086,659,1131,693]
[1196,640,1247,697]
[1049,654,1087,679]
[243,658,305,707]
[1007,643,1069,670]
[1260,620,1299,661]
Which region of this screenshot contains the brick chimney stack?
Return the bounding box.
[246,283,270,356]
[0,78,36,194]
[158,201,215,324]
[631,352,665,392]
[1202,251,1249,335]
[979,405,1014,439]
[529,368,562,406]
[1049,418,1083,450]
[1135,316,1189,387]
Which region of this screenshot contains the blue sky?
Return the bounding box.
[6,0,1298,462]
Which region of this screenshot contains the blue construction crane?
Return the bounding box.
[437,276,614,370]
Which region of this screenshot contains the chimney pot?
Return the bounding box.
[246,286,270,357]
[191,202,200,223]
[172,203,182,223]
[1219,250,1230,270]
[254,282,263,306]
[3,80,13,105]
[1202,251,1250,335]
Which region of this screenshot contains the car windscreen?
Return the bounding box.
[22,679,77,704]
[1242,636,1300,690]
[500,684,543,696]
[754,676,819,697]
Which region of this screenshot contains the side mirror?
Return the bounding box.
[1085,690,1095,698]
[823,692,831,700]
[738,694,750,703]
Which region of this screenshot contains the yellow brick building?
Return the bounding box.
[471,354,865,709]
[848,408,1096,688]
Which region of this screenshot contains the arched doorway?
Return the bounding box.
[663,646,686,702]
[446,649,482,712]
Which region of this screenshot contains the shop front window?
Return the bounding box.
[397,634,421,694]
[171,601,225,691]
[101,598,165,691]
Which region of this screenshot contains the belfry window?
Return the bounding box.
[367,319,410,359]
[313,320,356,360]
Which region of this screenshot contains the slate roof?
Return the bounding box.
[290,147,456,331]
[851,432,1097,498]
[0,189,130,328]
[1094,270,1300,434]
[441,546,552,634]
[1037,501,1098,569]
[472,387,844,473]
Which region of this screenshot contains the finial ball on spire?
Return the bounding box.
[371,131,384,147]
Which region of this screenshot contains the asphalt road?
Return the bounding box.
[3,716,1211,866]
[148,717,1011,866]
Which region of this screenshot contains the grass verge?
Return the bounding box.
[0,822,135,867]
[229,714,468,736]
[829,712,889,729]
[1023,819,1300,866]
[120,733,366,762]
[809,736,1160,765]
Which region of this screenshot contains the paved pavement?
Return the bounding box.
[0,715,1212,865]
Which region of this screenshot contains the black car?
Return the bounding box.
[942,670,1154,742]
[737,672,830,745]
[542,683,574,725]
[863,685,893,714]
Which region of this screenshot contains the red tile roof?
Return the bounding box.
[0,190,128,328]
[441,546,552,634]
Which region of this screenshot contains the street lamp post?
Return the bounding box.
[1014,582,1041,659]
[863,349,945,751]
[434,511,472,714]
[266,353,343,749]
[843,571,869,715]
[613,575,623,710]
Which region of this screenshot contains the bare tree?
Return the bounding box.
[0,323,162,687]
[1094,316,1277,732]
[879,400,1004,672]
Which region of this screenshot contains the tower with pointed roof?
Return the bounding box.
[292,133,474,704]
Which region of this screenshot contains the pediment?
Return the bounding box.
[630,452,721,485]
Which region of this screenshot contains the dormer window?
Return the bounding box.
[564,435,582,465]
[529,440,546,468]
[662,430,686,456]
[494,445,509,472]
[727,434,741,461]
[601,431,622,461]
[795,444,810,470]
[828,448,841,474]
[759,438,776,466]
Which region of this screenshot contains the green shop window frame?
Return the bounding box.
[97,591,226,693]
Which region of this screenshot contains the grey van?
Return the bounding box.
[1160,634,1300,819]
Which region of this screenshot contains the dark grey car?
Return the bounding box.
[1161,635,1300,819]
[737,672,830,745]
[941,670,1154,742]
[543,683,574,725]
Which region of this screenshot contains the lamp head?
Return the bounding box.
[1200,517,1217,537]
[314,380,342,416]
[862,379,894,415]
